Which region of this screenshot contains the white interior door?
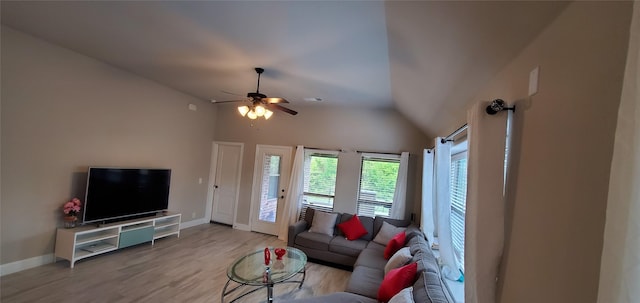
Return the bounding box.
[250,145,292,235]
[209,142,243,225]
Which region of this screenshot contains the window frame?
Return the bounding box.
[449,142,468,272]
[300,149,339,216]
[356,153,401,218]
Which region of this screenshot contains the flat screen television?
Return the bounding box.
[83,167,171,224]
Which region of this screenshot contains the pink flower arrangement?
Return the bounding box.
[63,198,82,217]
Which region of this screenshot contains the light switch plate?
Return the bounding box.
[529,66,539,96]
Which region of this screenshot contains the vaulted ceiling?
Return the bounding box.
[1,1,569,138]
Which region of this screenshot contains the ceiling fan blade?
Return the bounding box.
[262,97,289,104]
[267,103,298,115]
[221,90,244,97]
[211,99,248,104]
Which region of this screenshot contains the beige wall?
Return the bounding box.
[214,105,428,226]
[460,2,631,302]
[1,26,217,264]
[598,3,640,302]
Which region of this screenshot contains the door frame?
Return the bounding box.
[248,144,293,234]
[205,141,244,228]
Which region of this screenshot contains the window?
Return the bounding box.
[259,154,281,222]
[449,149,467,272]
[357,154,400,217]
[300,150,339,218]
[267,155,280,200]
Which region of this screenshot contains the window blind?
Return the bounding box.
[357,155,400,218]
[450,151,467,271]
[300,151,338,220]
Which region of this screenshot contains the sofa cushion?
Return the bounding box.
[329,237,368,257]
[346,265,385,299]
[304,207,316,226]
[337,214,368,240]
[407,238,440,275]
[374,221,407,246]
[374,217,411,237]
[378,262,418,303]
[337,214,375,240]
[309,211,339,236]
[407,234,428,256]
[389,287,415,303]
[365,241,386,254]
[413,250,440,274]
[358,216,375,241]
[295,231,333,250]
[281,292,379,303]
[306,208,340,234]
[354,245,387,269]
[404,225,425,243]
[384,231,406,259]
[412,271,451,303]
[385,247,412,275]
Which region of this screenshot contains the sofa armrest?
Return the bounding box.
[288,220,309,247]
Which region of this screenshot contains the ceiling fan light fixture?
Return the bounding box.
[254,105,266,117]
[238,105,250,116]
[219,68,297,120]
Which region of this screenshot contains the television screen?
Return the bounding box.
[83,167,171,224]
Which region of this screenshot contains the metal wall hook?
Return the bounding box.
[486,99,515,115]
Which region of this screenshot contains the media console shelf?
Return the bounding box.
[55,212,181,268]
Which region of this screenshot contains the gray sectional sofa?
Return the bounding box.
[288,208,411,267]
[286,208,453,303]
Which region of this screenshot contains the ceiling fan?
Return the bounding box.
[213,67,298,119]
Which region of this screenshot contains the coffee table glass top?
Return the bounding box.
[227,247,306,286]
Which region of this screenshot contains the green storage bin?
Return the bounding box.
[119,226,154,249]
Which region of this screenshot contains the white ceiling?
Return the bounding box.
[1,1,568,137]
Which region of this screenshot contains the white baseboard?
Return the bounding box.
[233,223,250,231]
[2,218,207,277]
[0,254,55,277]
[180,218,208,229]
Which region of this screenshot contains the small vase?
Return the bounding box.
[264,247,271,265]
[63,216,77,229]
[274,248,286,260]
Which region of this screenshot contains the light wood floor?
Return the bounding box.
[0,223,351,303]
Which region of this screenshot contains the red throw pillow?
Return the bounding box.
[384,231,406,259]
[377,262,418,303]
[336,215,368,240]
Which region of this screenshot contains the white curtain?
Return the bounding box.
[278,145,305,241]
[597,3,640,302]
[435,137,461,280]
[465,101,510,303]
[390,152,410,219]
[421,149,436,245]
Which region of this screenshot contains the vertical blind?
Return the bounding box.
[357,155,400,218]
[450,151,468,271]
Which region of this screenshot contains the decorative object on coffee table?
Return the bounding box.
[222,247,307,303]
[264,247,271,265]
[275,248,286,260]
[62,198,82,229]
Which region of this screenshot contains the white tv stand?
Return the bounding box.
[55,212,181,268]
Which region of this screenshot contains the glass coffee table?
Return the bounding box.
[222,247,307,303]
